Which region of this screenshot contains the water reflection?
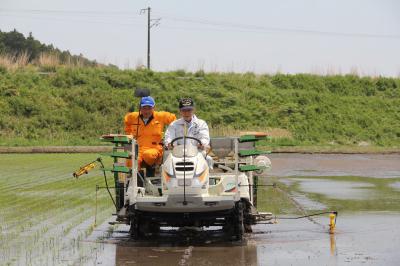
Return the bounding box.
[330,233,336,256]
[114,229,258,266]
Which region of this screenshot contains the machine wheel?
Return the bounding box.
[130,215,160,240]
[149,222,160,235]
[233,201,245,241]
[224,201,245,241]
[129,215,142,239]
[242,199,254,233]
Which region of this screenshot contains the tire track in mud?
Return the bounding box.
[178,246,194,266]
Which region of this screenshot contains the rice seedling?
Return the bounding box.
[0,153,114,265]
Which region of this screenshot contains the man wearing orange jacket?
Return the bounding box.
[124,96,176,170]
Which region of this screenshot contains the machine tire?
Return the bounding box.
[149,222,160,235]
[130,216,160,240]
[129,215,141,239]
[129,214,150,240]
[223,216,234,240]
[223,201,245,241]
[242,199,254,233]
[234,201,244,241]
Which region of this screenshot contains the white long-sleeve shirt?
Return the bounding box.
[164,115,210,146]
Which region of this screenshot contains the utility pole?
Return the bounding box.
[146,7,150,69]
[140,7,160,70]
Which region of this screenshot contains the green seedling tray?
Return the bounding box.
[238,135,272,143]
[238,135,259,143]
[101,136,132,144]
[100,166,131,174]
[101,151,131,158]
[239,165,266,172]
[239,149,271,157]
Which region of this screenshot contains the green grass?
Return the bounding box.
[0,67,399,148]
[0,153,114,265]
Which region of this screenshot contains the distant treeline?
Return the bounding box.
[0,29,97,66]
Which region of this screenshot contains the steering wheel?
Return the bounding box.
[170,136,202,147]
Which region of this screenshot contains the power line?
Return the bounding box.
[1,8,400,39]
[0,8,136,16]
[155,13,400,40]
[1,13,296,36]
[0,13,145,27]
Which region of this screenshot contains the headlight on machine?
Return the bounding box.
[194,168,208,183]
[162,170,174,183]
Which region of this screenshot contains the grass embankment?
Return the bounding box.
[0,66,399,151]
[0,153,114,265]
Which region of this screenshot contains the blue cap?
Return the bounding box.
[140,96,155,107]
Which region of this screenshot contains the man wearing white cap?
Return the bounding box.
[165,98,210,148]
[165,98,213,168]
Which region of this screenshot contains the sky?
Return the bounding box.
[0,0,399,76]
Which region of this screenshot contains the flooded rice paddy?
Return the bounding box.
[0,153,399,265]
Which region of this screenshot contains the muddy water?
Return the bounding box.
[72,154,400,265]
[291,178,375,200]
[268,153,400,178]
[48,154,400,265]
[83,213,400,266]
[254,213,400,265]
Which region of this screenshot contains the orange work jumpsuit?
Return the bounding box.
[124,111,176,168]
